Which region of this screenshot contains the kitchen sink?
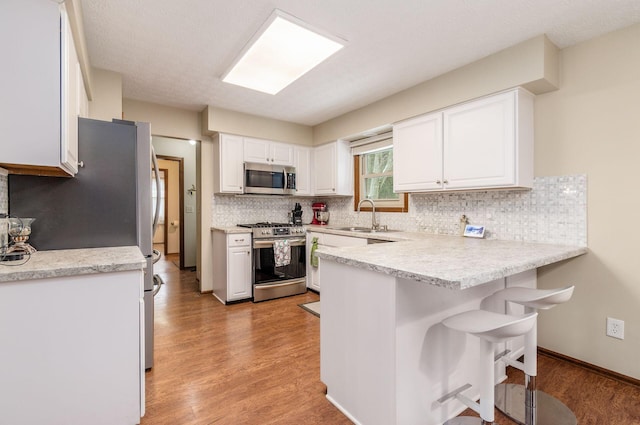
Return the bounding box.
[335,226,400,233]
[335,226,372,232]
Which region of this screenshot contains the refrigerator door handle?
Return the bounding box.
[151,146,161,235]
[152,274,164,297]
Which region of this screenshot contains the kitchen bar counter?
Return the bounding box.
[315,234,587,289]
[0,246,145,282]
[315,231,587,425]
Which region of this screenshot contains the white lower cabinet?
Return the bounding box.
[213,232,252,303]
[393,88,534,192]
[0,270,144,425]
[306,232,368,292]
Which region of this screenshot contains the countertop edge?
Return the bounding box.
[211,226,252,234]
[316,243,587,289]
[0,246,146,283]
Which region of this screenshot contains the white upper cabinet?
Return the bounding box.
[213,133,244,194]
[294,146,312,195]
[244,137,294,166]
[0,1,87,177]
[313,140,353,196]
[393,112,443,192]
[393,88,534,192]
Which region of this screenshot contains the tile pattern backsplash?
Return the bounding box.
[0,169,8,215]
[211,175,587,246]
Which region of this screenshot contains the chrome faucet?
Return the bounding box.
[357,198,378,230]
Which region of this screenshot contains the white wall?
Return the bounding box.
[88,68,122,121]
[533,22,640,379]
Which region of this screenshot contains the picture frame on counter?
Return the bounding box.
[463,224,486,238]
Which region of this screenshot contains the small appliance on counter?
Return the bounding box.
[311,202,329,225]
[292,203,303,225]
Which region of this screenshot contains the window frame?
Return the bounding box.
[354,151,408,213]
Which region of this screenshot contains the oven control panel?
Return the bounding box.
[253,226,306,237]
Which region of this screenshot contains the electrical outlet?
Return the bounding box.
[606,317,625,340]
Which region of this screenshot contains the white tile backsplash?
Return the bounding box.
[211,175,587,246]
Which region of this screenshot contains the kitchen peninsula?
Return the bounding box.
[314,231,586,425]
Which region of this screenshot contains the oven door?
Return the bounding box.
[252,237,306,302]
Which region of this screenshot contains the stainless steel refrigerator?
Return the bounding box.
[8,117,161,369]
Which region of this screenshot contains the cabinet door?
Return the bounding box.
[393,112,443,192]
[270,142,294,166]
[220,134,244,193]
[243,137,270,164]
[227,246,252,300]
[314,143,337,194]
[61,7,79,175]
[306,233,321,291]
[294,147,312,195]
[443,91,515,189]
[0,0,62,173]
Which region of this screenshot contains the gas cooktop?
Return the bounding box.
[237,222,295,228]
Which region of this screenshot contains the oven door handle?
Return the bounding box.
[253,238,306,249]
[254,279,306,290]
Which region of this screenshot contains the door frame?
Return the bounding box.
[155,168,169,255]
[157,155,185,269]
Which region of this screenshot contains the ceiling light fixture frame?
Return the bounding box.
[221,9,347,95]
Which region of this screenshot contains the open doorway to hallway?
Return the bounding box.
[151,136,198,271]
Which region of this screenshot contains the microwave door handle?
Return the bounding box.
[283,168,287,190]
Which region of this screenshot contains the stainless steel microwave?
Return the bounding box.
[244,162,296,195]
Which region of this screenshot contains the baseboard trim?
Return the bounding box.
[538,347,640,388]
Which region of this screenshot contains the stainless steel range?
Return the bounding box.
[237,222,307,302]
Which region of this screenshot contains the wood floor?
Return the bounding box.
[144,255,640,424]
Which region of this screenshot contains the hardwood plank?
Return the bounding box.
[143,256,640,424]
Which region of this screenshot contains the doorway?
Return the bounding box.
[151,136,198,272]
[157,155,184,267]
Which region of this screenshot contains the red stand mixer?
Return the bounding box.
[311,202,329,225]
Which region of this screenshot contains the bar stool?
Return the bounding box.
[439,310,538,425]
[493,285,576,425]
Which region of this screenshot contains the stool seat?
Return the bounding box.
[495,285,574,310]
[442,310,538,343]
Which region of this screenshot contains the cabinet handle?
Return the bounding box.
[247,251,250,255]
[436,180,441,184]
[443,179,449,184]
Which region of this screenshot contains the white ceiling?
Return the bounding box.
[81,0,640,126]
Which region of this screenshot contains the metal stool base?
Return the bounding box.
[495,383,576,425]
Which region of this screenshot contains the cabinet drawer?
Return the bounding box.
[228,234,251,247]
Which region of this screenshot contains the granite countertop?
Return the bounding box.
[315,233,587,290]
[211,226,253,234]
[0,246,146,283]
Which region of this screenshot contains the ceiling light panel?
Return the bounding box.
[222,10,346,95]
